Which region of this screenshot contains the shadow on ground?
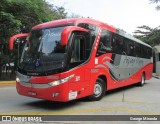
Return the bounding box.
[22,82,148,110]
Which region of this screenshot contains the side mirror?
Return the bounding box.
[9,33,29,50]
[61,26,88,46]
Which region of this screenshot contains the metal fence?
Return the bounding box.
[0,63,16,81]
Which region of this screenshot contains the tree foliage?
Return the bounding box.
[0,0,67,79]
[133,25,160,46]
[134,1,160,46]
[150,0,160,10]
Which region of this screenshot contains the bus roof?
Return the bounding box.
[32,18,151,48]
[117,29,152,48]
[32,18,116,32]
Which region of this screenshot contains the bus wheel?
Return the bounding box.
[88,78,106,101]
[138,73,145,86]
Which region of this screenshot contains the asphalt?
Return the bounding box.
[0,76,160,123]
[152,73,160,79]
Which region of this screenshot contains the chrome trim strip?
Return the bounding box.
[19,81,51,89]
[17,72,73,89]
[19,81,32,88]
[32,83,51,89]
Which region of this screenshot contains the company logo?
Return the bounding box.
[1,116,42,122]
[2,116,12,121]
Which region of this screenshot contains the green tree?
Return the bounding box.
[133,0,160,46]
[55,6,67,19]
[0,0,67,79]
[133,25,160,46]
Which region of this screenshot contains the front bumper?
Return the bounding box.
[16,81,69,102]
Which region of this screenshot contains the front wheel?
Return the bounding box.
[88,78,106,101]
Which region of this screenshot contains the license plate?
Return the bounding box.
[28,91,36,96]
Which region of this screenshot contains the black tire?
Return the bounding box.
[138,73,145,86]
[88,78,106,101]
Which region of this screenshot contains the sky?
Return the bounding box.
[46,0,160,34]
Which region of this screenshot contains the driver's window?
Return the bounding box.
[96,29,112,56]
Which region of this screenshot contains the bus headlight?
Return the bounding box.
[48,74,74,86]
[16,77,20,82]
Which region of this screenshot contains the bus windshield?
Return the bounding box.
[19,26,66,75]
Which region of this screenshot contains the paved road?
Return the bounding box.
[0,77,160,115]
[0,77,160,123]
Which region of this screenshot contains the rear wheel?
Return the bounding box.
[88,78,106,101]
[138,73,145,86]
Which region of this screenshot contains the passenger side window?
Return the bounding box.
[112,34,126,55]
[135,42,141,57]
[78,23,98,59]
[142,46,152,59]
[127,41,135,56]
[96,29,112,56]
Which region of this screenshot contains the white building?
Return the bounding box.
[153,46,160,77]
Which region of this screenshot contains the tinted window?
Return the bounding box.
[71,35,85,63]
[19,26,67,73]
[142,46,152,59]
[135,42,141,57]
[112,34,126,55]
[141,46,147,58]
[97,29,112,56]
[127,40,135,56]
[149,48,153,58]
[78,23,98,59]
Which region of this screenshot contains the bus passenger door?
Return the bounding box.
[67,32,91,100]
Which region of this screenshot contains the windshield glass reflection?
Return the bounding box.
[19,26,66,74]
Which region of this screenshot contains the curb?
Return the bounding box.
[0,81,15,84]
[152,73,160,79]
[152,76,160,79]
